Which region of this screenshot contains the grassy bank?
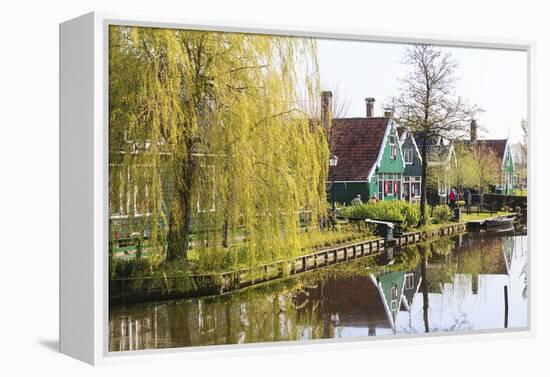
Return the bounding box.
[110,200,517,303]
[461,211,514,222]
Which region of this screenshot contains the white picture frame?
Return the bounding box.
[59,11,535,365]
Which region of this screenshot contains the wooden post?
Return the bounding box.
[504,285,509,328]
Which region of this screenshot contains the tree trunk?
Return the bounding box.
[419,140,428,225]
[222,218,230,248]
[420,245,430,333]
[166,156,194,262]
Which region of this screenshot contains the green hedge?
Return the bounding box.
[432,205,453,224]
[338,200,420,230]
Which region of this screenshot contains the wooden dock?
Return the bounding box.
[465,213,518,230]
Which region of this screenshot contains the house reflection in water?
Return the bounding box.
[295,266,422,337]
[109,233,527,351]
[396,233,526,333]
[294,233,525,337]
[296,274,396,337]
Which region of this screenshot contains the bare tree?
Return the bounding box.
[392,44,481,224]
[330,83,352,119]
[515,119,528,188]
[519,119,528,164]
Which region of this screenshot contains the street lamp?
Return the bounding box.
[329,154,338,214]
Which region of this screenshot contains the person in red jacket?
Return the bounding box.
[449,188,457,209]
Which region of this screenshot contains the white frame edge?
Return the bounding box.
[59,11,536,365]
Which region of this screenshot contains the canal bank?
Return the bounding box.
[110,221,475,305]
[109,230,528,351]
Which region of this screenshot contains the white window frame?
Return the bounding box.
[391,286,398,311]
[405,273,415,290]
[404,148,413,164]
[109,169,151,219]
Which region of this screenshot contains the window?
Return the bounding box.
[391,286,398,311]
[110,168,150,219]
[385,180,394,195]
[404,148,413,164]
[438,179,447,196]
[405,273,415,290]
[412,182,421,197]
[389,136,397,160]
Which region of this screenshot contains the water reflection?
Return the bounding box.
[109,233,528,351]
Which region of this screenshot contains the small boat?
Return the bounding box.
[485,217,515,232]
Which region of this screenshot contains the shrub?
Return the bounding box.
[111,258,152,279]
[432,205,453,224]
[338,200,420,230]
[458,200,465,206]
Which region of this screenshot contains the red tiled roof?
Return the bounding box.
[481,139,507,162]
[456,139,507,162]
[329,117,389,181]
[304,275,393,329]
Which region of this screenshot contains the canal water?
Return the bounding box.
[109,232,528,351]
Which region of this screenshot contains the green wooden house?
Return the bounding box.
[484,139,515,195]
[329,105,406,204]
[398,128,423,203]
[465,120,515,195]
[414,133,457,204]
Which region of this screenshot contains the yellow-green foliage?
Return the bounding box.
[109,26,328,270]
[338,200,420,230]
[431,205,453,224]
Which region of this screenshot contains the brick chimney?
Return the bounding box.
[365,97,375,118]
[470,119,477,141]
[321,91,333,131]
[383,107,393,118]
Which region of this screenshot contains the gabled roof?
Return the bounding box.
[456,138,511,169]
[482,139,508,164]
[426,143,456,167]
[397,127,422,164]
[329,117,390,181]
[414,132,443,149]
[396,126,406,141]
[303,275,393,329]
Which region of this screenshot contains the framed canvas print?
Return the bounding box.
[60,12,533,365]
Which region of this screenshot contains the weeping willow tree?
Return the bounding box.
[109,26,329,269]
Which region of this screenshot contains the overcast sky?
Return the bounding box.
[316,38,528,144]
